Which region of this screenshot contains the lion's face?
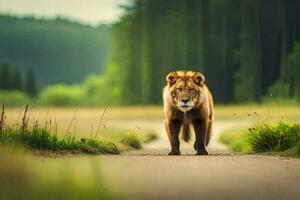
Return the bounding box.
[166,71,205,112]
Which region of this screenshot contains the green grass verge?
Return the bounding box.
[0,126,119,154]
[219,128,251,153]
[0,105,159,155]
[219,122,300,157]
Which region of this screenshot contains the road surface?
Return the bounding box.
[99,120,300,200]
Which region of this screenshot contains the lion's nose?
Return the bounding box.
[181,99,189,104]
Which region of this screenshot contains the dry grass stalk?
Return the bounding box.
[63,108,78,139]
[95,101,110,139]
[21,105,29,133]
[0,104,5,131]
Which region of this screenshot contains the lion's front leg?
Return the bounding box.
[166,119,182,155]
[193,119,208,155]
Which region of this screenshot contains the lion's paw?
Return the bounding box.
[168,150,181,156]
[195,149,208,155]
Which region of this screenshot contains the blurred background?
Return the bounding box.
[0,0,299,107]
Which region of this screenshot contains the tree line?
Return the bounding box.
[0,15,110,88]
[0,63,37,97]
[107,0,300,104]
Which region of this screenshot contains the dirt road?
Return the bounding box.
[100,120,300,200]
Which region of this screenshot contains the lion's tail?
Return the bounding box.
[182,124,191,142]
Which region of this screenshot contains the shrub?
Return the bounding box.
[82,72,122,106]
[261,79,296,105]
[38,84,84,106]
[0,90,30,106]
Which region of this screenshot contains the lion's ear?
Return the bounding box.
[166,71,179,86]
[192,72,205,86]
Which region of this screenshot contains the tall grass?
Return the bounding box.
[0,105,119,154]
[0,105,158,154]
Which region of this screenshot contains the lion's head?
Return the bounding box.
[166,71,206,112]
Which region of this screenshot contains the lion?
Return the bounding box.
[163,70,214,155]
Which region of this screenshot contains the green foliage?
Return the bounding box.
[38,84,84,106]
[266,79,290,98]
[82,65,122,106]
[0,90,30,106]
[287,41,300,102]
[119,132,143,149]
[0,125,119,155]
[0,15,110,88]
[261,79,295,105]
[144,131,159,143]
[219,129,251,153]
[12,68,22,90]
[25,69,37,97]
[233,68,256,102]
[107,0,300,104]
[247,122,300,152]
[220,122,300,157]
[36,63,124,106]
[0,64,12,90]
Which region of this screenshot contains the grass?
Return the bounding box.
[119,132,143,149]
[0,127,120,154]
[248,122,300,153]
[219,128,251,153]
[0,105,158,155]
[219,122,300,157]
[0,147,120,200]
[144,131,159,143]
[109,130,159,150]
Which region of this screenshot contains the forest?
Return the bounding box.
[0,15,110,88]
[0,0,300,106]
[107,0,300,104]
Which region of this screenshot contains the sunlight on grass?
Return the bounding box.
[219,122,300,157]
[219,128,251,153]
[248,122,300,153]
[0,105,159,154]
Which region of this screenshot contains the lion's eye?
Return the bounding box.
[176,88,182,92]
[189,88,194,93]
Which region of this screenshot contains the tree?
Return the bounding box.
[25,69,37,96]
[0,63,12,90]
[109,0,300,104]
[12,67,22,90]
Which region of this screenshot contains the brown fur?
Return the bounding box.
[163,70,214,155]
